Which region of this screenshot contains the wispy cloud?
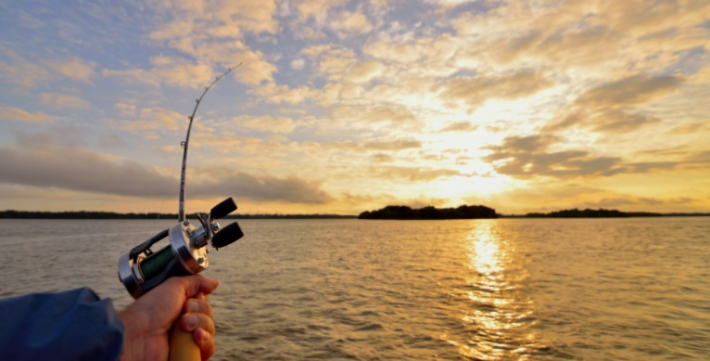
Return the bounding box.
[0,106,52,123]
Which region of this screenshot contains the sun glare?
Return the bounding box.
[435,174,508,200]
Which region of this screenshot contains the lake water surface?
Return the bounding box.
[0,218,708,360]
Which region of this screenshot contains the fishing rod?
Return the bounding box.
[118,65,244,361]
[179,65,237,222]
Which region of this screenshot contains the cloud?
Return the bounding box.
[575,74,685,108]
[291,58,306,70]
[330,104,417,125]
[115,102,137,117]
[0,145,171,197]
[0,106,52,123]
[581,196,696,209]
[450,0,709,78]
[103,58,216,89]
[484,135,668,179]
[433,71,553,109]
[600,1,710,35]
[370,165,463,181]
[343,191,449,210]
[0,47,95,89]
[39,93,91,110]
[440,121,478,132]
[364,39,426,64]
[297,0,348,20]
[251,82,316,104]
[330,11,373,35]
[591,111,661,133]
[0,48,49,89]
[214,1,278,34]
[666,121,710,135]
[142,1,280,87]
[150,0,278,40]
[364,139,422,151]
[426,0,478,8]
[0,142,333,204]
[233,115,299,134]
[370,153,393,162]
[233,50,277,85]
[191,171,333,204]
[111,106,184,132]
[342,60,386,84]
[368,0,389,8]
[552,109,662,133]
[687,150,710,164]
[312,138,422,152]
[46,57,96,84]
[290,22,328,40]
[312,47,358,79]
[104,49,275,89]
[547,74,685,133]
[691,64,710,85]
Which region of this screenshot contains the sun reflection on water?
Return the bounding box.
[446,221,545,360]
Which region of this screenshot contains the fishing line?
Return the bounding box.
[155,146,183,220]
[156,62,241,220]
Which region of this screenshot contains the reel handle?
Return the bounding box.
[169,323,200,361]
[210,197,237,220]
[211,222,244,249]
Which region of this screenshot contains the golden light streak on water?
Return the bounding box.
[455,222,542,360]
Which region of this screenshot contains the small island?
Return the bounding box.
[518,208,710,218]
[359,205,498,220]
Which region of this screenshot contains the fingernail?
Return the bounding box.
[185,315,198,330]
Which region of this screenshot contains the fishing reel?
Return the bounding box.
[118,198,244,299]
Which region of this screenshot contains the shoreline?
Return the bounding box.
[1,210,708,220]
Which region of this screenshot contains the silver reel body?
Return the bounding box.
[118,198,243,299]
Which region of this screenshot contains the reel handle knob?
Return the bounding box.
[210,198,237,219]
[211,222,244,249]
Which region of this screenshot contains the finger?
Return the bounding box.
[194,327,216,361]
[180,275,220,299]
[179,312,216,335]
[193,292,209,302]
[183,297,214,318]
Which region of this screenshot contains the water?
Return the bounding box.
[0,218,708,360]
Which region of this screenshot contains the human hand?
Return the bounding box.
[118,275,220,361]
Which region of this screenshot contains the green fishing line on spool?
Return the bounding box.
[140,246,175,280]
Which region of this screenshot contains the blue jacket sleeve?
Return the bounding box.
[0,288,124,361]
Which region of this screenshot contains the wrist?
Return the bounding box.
[118,305,142,361]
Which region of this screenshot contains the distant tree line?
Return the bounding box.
[0,210,356,220]
[524,208,630,218]
[0,210,180,219]
[358,205,498,220]
[225,214,356,219]
[518,208,709,218]
[3,208,705,220]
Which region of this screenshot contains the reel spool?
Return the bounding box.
[118,197,244,299]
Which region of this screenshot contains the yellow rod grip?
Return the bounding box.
[168,323,200,361]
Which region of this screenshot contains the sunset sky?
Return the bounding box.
[1,0,709,215]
